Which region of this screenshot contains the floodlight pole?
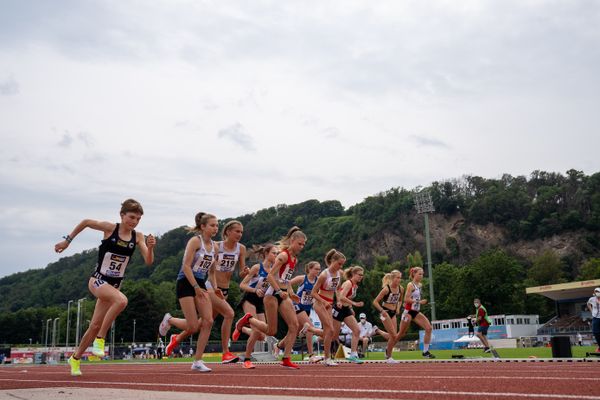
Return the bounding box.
[414,190,437,322]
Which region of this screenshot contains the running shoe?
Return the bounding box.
[298,322,310,338]
[271,341,280,358]
[370,325,379,336]
[308,354,324,363]
[386,357,399,364]
[231,328,241,341]
[243,359,256,369]
[322,357,338,367]
[235,312,253,332]
[191,360,212,372]
[158,312,172,336]
[422,351,436,359]
[280,357,299,369]
[346,355,363,364]
[165,334,178,356]
[221,351,240,364]
[92,338,105,357]
[483,347,491,353]
[68,356,82,376]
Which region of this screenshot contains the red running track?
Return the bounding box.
[1,361,600,399]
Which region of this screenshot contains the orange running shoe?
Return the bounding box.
[165,334,178,356]
[243,359,255,369]
[280,357,299,369]
[221,351,240,364]
[235,313,253,332]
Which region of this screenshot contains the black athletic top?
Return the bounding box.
[92,223,136,287]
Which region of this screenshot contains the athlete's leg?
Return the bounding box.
[209,292,235,353]
[193,291,213,360]
[296,311,314,354]
[313,302,334,359]
[248,296,276,335]
[381,315,398,358]
[75,278,127,359]
[413,313,433,352]
[278,299,299,358]
[343,315,361,355]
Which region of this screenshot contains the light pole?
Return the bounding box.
[110,321,115,360]
[132,319,137,358]
[75,298,85,348]
[66,300,73,348]
[414,190,437,322]
[51,318,60,348]
[45,319,51,349]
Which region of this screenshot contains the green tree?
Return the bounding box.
[527,250,566,285]
[578,258,600,280]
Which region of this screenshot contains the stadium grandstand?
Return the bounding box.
[526,279,600,345]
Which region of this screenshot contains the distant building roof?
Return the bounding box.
[526,279,600,301]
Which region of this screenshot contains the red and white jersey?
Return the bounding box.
[265,249,297,296]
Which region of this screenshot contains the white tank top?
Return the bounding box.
[216,241,240,273]
[320,269,341,291]
[406,282,421,312]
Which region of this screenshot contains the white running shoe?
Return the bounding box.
[323,357,338,367]
[191,360,212,372]
[158,313,172,337]
[271,341,281,358]
[309,354,324,363]
[386,357,399,364]
[298,322,310,338]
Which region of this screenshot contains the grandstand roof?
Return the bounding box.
[525,279,600,301]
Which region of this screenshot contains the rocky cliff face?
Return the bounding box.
[355,211,594,272]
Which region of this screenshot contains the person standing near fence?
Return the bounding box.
[587,287,600,352]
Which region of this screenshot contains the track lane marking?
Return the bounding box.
[1,378,599,399]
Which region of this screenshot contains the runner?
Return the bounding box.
[396,267,436,359]
[289,261,324,362]
[311,249,345,366]
[207,220,249,363]
[236,243,277,369]
[159,212,217,372]
[55,199,155,376]
[372,270,403,363]
[332,265,365,364]
[233,226,306,369]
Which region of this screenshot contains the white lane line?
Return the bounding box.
[5,370,598,381]
[0,378,599,400]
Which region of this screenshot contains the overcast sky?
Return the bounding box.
[1,1,599,277]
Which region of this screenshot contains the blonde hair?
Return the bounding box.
[187,212,217,234]
[382,270,402,287]
[120,199,144,215]
[324,248,346,267]
[344,265,364,281]
[251,243,275,260]
[221,220,243,240]
[305,261,321,274]
[409,267,423,280]
[278,226,306,250]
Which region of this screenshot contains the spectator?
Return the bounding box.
[339,322,353,347]
[587,288,600,352]
[358,313,372,357]
[472,298,492,353]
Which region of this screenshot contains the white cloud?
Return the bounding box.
[0,0,599,276]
